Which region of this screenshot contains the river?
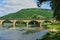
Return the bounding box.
[0,27,48,40]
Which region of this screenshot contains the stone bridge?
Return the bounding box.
[0,19,56,28]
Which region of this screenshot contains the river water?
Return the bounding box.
[0,27,48,40]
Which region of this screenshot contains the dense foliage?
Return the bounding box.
[40,32,60,40]
[1,8,53,19]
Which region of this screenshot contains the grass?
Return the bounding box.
[43,22,60,30]
[47,25,60,29]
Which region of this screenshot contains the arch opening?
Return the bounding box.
[16,21,26,27]
[3,20,12,28]
[28,20,39,27]
[43,20,52,29]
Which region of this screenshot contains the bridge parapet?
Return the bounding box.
[10,20,18,22]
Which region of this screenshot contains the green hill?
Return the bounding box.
[1,8,53,19]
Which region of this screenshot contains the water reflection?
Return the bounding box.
[0,27,48,40]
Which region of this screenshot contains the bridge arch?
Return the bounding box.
[28,20,39,27]
[43,20,54,25]
[16,20,26,27]
[2,19,12,28]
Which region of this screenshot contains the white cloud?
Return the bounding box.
[0,0,51,16]
[0,0,37,16]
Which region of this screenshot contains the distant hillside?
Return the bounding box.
[1,8,53,19]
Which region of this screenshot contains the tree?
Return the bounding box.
[37,0,60,20]
[32,14,37,19]
[36,15,45,19]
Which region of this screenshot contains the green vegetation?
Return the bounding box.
[37,21,60,40]
[39,32,60,40]
[36,25,60,40]
[47,25,60,29]
[1,8,53,19]
[43,21,60,30]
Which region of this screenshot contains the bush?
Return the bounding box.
[40,32,60,40]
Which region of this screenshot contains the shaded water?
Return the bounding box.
[0,27,48,40]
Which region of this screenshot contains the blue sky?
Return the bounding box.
[0,0,51,16]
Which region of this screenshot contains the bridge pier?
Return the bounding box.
[0,20,5,27]
[37,20,44,28]
[23,20,31,28]
[39,22,42,27]
[10,20,17,28]
[26,22,29,28]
